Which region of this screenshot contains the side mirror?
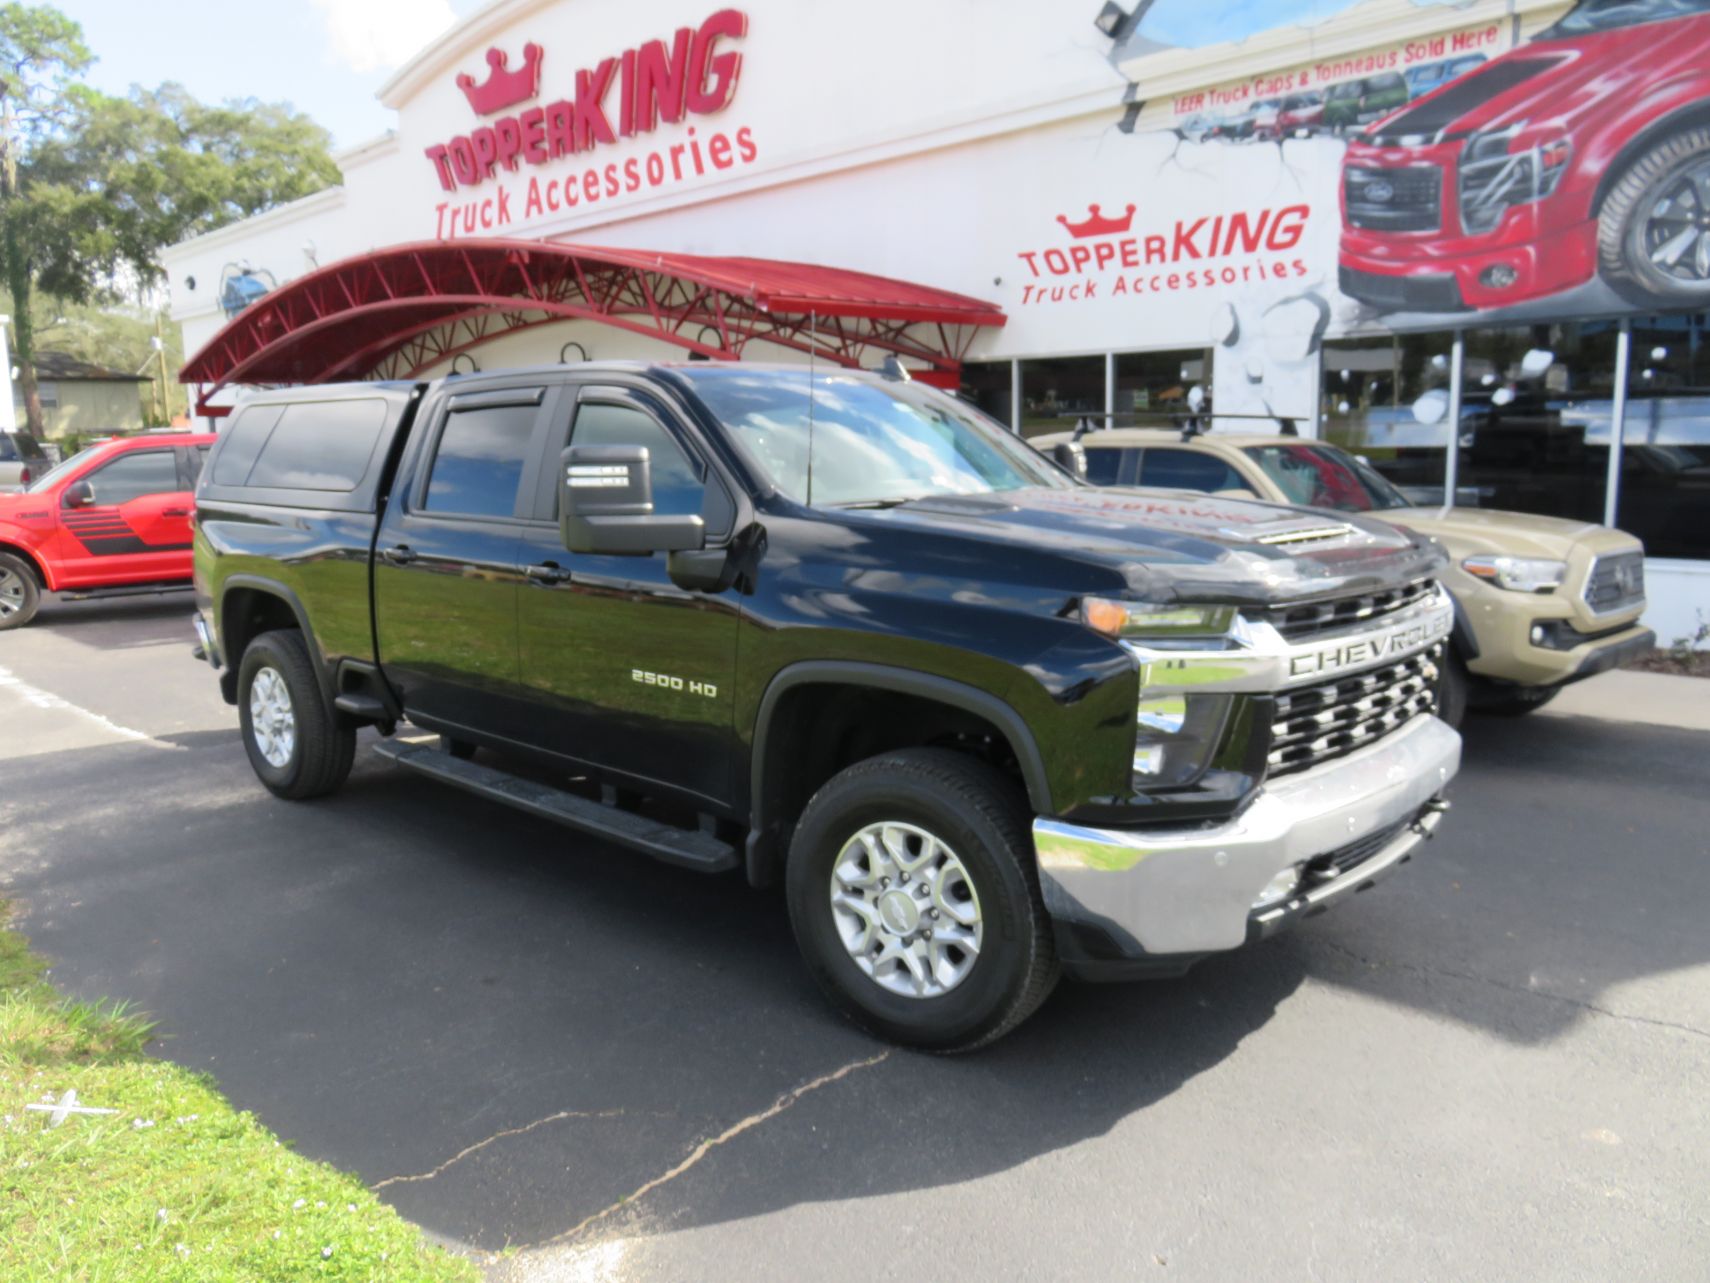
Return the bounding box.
[559,445,704,556]
[1050,441,1088,480]
[62,480,94,509]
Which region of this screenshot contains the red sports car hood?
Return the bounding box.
[1362,11,1710,143]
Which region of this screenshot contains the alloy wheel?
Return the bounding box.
[248,666,297,769]
[1640,157,1710,286]
[0,568,21,618]
[829,820,984,999]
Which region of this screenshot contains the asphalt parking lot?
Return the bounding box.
[3,595,1708,1282]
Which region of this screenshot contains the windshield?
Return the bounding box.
[1539,0,1709,36]
[676,369,1072,507]
[1244,442,1412,513]
[25,444,104,493]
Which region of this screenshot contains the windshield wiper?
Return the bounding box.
[828,496,929,510]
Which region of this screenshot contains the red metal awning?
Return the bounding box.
[180,239,1006,411]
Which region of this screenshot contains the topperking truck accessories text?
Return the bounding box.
[191,363,1460,1049]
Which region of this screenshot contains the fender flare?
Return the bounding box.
[748,660,1055,883]
[0,532,53,592]
[1591,96,1710,216]
[218,575,338,712]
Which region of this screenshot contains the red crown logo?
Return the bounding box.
[1056,203,1137,238]
[457,43,545,116]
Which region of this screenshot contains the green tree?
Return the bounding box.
[0,3,339,434]
[0,1,90,434]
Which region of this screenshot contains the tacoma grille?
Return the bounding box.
[1257,579,1437,642]
[1345,166,1442,232]
[1583,550,1644,616]
[1269,645,1441,778]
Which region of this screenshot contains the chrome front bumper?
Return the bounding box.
[1034,713,1462,958]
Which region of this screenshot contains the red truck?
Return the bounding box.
[0,431,214,630]
[1338,0,1710,313]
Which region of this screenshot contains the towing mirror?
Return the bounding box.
[62,480,95,509]
[559,445,704,556]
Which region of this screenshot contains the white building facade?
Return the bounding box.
[166,0,1710,644]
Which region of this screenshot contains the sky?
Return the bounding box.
[62,0,489,148]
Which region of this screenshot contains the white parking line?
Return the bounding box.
[0,664,161,746]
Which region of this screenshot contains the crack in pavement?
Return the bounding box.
[372,1108,629,1189]
[524,1049,893,1251]
[1319,940,1710,1042]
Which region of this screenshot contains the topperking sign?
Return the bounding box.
[424,8,756,238]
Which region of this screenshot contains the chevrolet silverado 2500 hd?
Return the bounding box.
[192,364,1461,1050]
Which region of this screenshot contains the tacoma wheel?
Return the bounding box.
[0,553,41,631]
[237,629,356,800]
[1598,126,1710,308]
[786,748,1058,1052]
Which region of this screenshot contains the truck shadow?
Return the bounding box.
[25,594,195,648]
[2,708,1705,1249]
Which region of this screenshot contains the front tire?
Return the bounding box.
[237,629,356,800]
[0,553,41,631]
[1598,125,1710,308]
[1474,684,1559,717]
[1437,649,1469,730]
[785,748,1058,1052]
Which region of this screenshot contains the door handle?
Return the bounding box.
[381,545,418,566]
[524,562,572,585]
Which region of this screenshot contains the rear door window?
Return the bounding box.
[84,450,181,506]
[244,400,388,492]
[423,402,540,519]
[1137,448,1245,493]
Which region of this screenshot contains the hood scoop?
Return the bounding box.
[1237,518,1359,548]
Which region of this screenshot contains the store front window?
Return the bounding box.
[958,360,1014,428]
[1618,313,1710,560]
[1018,355,1103,438]
[1114,349,1208,425]
[1320,334,1454,504]
[1456,322,1617,523]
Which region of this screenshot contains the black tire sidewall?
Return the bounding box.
[237,634,313,795]
[0,553,40,630]
[786,757,1041,1050]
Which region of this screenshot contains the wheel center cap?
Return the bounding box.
[877,889,921,936]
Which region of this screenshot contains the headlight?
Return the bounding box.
[1462,555,1566,593]
[1081,598,1236,642]
[1131,692,1232,789]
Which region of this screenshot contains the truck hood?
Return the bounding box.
[842,487,1444,606]
[1382,505,1641,558]
[1365,12,1710,144]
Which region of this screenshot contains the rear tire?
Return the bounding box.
[785,748,1058,1052]
[0,553,41,631]
[238,629,356,800]
[1598,125,1710,308]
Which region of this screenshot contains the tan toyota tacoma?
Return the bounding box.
[1034,426,1654,726]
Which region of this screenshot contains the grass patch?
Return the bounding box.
[0,903,478,1282]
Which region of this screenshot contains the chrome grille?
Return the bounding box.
[1269,645,1442,778]
[1582,550,1644,616]
[1345,166,1442,233]
[1256,579,1437,643]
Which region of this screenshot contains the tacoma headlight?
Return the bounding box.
[1131,692,1232,789]
[1081,598,1236,642]
[1462,554,1566,593]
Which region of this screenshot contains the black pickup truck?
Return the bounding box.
[191,363,1461,1050]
